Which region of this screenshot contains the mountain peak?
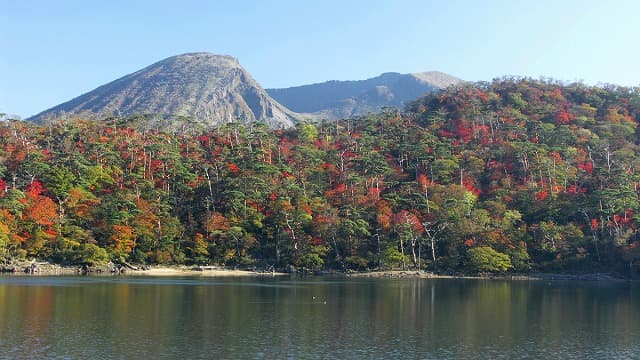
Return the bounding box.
[411,71,461,88]
[29,53,298,128]
[163,52,240,66]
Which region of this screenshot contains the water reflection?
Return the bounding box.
[0,276,637,359]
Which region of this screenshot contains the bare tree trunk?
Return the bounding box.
[399,236,406,270]
[431,237,436,263]
[410,238,418,269]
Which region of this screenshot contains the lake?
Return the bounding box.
[0,276,638,359]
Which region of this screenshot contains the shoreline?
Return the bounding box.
[0,261,633,281]
[344,270,630,281]
[0,261,286,277]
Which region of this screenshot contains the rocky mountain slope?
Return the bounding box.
[267,71,463,120]
[29,53,299,128]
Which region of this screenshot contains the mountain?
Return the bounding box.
[267,71,463,120]
[28,52,462,127]
[29,53,299,128]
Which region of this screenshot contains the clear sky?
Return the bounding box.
[1,0,639,119]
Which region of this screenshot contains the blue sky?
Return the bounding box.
[1,0,639,118]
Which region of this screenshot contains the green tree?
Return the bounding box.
[467,246,513,273]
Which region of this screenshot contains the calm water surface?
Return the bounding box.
[0,275,638,359]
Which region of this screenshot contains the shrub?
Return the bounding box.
[467,246,513,273]
[344,256,369,270]
[381,247,409,270]
[297,253,324,271]
[79,243,109,266]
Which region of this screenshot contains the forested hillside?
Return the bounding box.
[2,78,639,276]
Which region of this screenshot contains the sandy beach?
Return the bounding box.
[0,261,286,277]
[132,266,284,277]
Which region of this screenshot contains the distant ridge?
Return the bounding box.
[29,53,299,128]
[267,71,463,120]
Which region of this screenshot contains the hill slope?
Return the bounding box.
[2,78,640,276]
[267,71,462,119]
[29,53,299,128]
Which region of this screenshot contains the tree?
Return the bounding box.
[110,224,136,260]
[423,221,448,269]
